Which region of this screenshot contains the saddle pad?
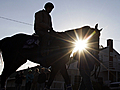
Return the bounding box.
[23,37,39,49]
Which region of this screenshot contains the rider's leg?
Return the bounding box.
[45,65,59,89]
[41,34,49,56]
[35,30,49,57]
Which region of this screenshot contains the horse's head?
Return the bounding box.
[55,24,102,60]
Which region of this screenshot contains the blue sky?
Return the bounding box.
[0,0,120,74]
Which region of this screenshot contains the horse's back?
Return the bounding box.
[0,33,32,51]
[11,33,31,40]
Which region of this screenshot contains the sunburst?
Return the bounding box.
[70,30,96,57]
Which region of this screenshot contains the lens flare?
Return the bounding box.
[74,40,87,52]
[70,31,96,57]
[70,39,88,57]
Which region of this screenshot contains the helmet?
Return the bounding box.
[44,2,54,9]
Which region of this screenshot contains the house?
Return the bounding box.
[99,39,120,85]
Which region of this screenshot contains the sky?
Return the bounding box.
[0,0,120,74]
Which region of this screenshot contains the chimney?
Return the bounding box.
[107,39,113,49]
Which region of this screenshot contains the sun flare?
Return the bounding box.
[74,39,87,52]
[70,39,88,57]
[70,31,96,57]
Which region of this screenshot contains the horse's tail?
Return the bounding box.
[0,38,8,63]
[0,52,3,64]
[0,38,4,53]
[0,39,3,63]
[0,40,2,49]
[0,37,9,50]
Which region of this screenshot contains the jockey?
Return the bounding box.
[34,2,56,56]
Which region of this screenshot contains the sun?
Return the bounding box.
[73,31,96,53]
[75,39,87,51]
[70,30,96,57]
[70,39,88,57]
[73,39,87,52]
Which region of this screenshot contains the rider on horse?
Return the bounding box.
[34,2,56,56]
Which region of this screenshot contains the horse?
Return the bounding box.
[0,24,102,90]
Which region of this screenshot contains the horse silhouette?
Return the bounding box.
[0,24,102,90]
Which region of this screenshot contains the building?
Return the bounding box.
[99,39,120,85]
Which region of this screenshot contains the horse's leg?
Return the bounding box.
[60,64,72,90]
[1,63,9,89]
[1,63,16,89]
[45,65,60,89]
[1,55,27,89]
[60,64,70,84]
[45,55,71,89]
[1,52,12,89]
[79,69,94,90]
[46,65,72,90]
[45,57,68,89]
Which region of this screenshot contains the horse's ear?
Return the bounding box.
[99,28,103,31]
[95,23,98,29]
